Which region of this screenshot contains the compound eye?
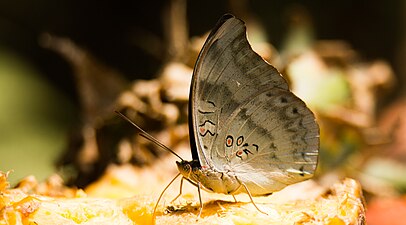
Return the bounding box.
[184,164,191,171]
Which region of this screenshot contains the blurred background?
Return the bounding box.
[0,1,405,224]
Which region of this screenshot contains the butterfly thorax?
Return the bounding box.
[176,160,243,195]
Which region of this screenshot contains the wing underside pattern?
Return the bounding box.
[189,15,319,195]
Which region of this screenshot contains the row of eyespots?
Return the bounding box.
[225,135,244,147]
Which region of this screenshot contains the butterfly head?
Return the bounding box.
[176,160,201,180]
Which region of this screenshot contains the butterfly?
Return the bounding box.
[117,13,319,221]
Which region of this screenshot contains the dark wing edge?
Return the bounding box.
[188,14,240,164]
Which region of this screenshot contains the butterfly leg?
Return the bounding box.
[240,182,268,215]
[232,195,237,203]
[171,176,184,203]
[152,173,181,224]
[196,182,204,220]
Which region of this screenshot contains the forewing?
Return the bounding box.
[189,15,289,168]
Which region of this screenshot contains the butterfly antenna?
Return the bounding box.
[115,111,184,161]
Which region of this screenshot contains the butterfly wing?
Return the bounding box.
[189,14,319,195]
[222,88,319,195]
